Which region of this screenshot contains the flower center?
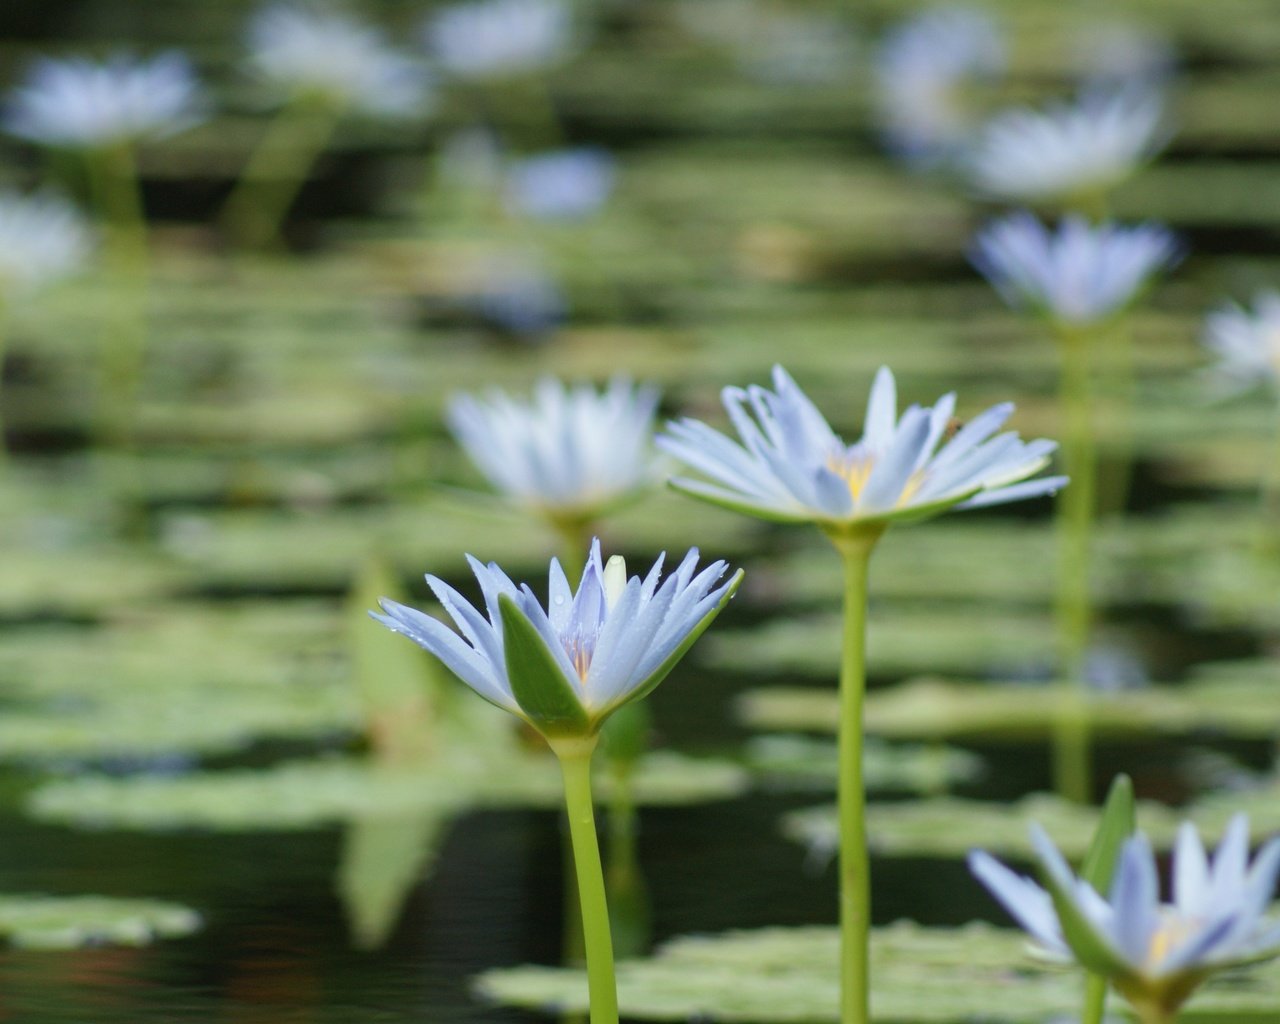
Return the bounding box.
[1145,913,1200,970]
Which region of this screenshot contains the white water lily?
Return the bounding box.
[447,377,660,522]
[972,213,1179,327]
[968,89,1166,205]
[425,0,574,79]
[1202,291,1280,392]
[658,365,1063,531]
[874,7,1005,167]
[372,541,742,737]
[970,816,1280,1022]
[247,3,433,118]
[0,191,93,296]
[5,52,204,149]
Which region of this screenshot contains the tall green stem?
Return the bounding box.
[552,738,619,1024]
[0,299,9,464]
[87,142,149,450]
[826,526,883,1024]
[1054,324,1096,803]
[1082,972,1108,1024]
[1097,318,1136,516]
[1259,397,1280,554]
[222,95,340,251]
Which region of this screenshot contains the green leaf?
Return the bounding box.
[499,594,590,738]
[608,569,745,713]
[1080,774,1135,892]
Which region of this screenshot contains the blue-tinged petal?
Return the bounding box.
[466,554,520,625]
[1108,836,1159,967]
[668,477,818,523]
[371,600,516,712]
[771,365,842,451]
[1209,814,1251,906]
[583,577,645,707]
[956,474,1066,509]
[1173,821,1211,918]
[546,557,574,634]
[812,466,855,517]
[424,574,503,668]
[639,551,667,602]
[916,392,957,471]
[1156,913,1238,976]
[967,850,1067,953]
[516,582,581,690]
[915,432,1022,501]
[927,401,1014,473]
[657,421,777,497]
[858,406,931,512]
[863,366,898,450]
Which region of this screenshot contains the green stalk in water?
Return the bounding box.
[222,95,341,251]
[85,141,149,451]
[825,525,883,1024]
[1053,322,1096,804]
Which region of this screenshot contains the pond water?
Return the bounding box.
[1,0,1279,1022]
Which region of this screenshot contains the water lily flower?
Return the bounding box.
[0,191,93,296]
[4,52,204,149]
[425,0,574,79]
[658,365,1063,533]
[874,6,1005,168]
[246,3,433,118]
[968,89,1166,207]
[505,147,615,221]
[372,540,742,739]
[448,377,660,525]
[972,213,1179,327]
[1202,291,1280,392]
[969,816,1280,1024]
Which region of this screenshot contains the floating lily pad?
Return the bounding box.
[0,895,201,950]
[744,735,982,795]
[477,920,1280,1022]
[739,672,1280,744]
[707,608,1057,681]
[27,748,749,832]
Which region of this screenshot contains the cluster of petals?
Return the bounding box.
[425,0,574,79]
[970,816,1280,1014]
[972,213,1179,326]
[5,52,204,149]
[658,365,1064,528]
[874,7,1005,167]
[447,377,660,517]
[373,541,741,734]
[1202,291,1280,391]
[247,3,433,118]
[0,191,93,295]
[968,89,1166,204]
[504,147,616,221]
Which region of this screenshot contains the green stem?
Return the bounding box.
[221,95,340,251]
[1259,397,1280,555]
[0,299,8,464]
[86,142,149,451]
[553,738,619,1024]
[553,516,594,579]
[826,527,883,1024]
[1097,317,1136,516]
[1053,323,1096,803]
[1081,972,1108,1024]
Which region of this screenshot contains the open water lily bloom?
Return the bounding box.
[973,213,1179,327]
[5,52,204,149]
[658,365,1064,532]
[1202,291,1280,391]
[372,541,742,738]
[0,191,93,295]
[447,377,660,521]
[969,816,1280,1022]
[247,3,433,118]
[968,89,1166,205]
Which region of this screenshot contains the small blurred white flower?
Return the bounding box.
[447,377,661,521]
[4,52,204,149]
[874,7,1004,167]
[1202,291,1280,392]
[247,3,433,118]
[968,89,1167,205]
[425,0,574,79]
[972,213,1179,326]
[505,147,615,220]
[0,191,93,295]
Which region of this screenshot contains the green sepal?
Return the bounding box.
[667,479,818,524]
[1080,774,1135,893]
[1035,848,1132,979]
[600,569,745,718]
[498,593,590,738]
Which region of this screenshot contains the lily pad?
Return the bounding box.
[0,895,201,950]
[27,749,750,832]
[477,920,1280,1022]
[744,735,983,795]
